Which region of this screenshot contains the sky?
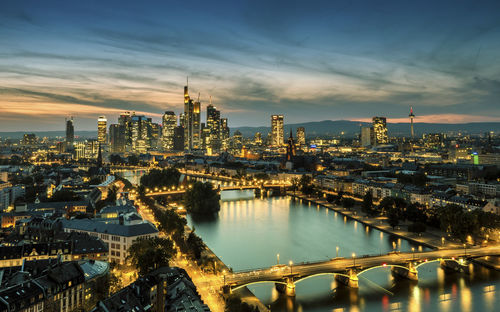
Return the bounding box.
[1,0,500,131]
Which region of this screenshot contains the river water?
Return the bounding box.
[187,190,500,312]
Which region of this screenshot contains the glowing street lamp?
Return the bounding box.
[289,260,293,274]
[277,253,280,265]
[412,247,415,260]
[336,246,339,258]
[352,253,356,266]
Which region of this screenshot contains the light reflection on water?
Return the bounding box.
[187,189,500,311]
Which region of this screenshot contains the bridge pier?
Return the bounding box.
[391,264,418,281]
[440,259,469,274]
[275,278,296,296]
[335,270,359,288]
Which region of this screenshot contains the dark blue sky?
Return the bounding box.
[1,0,500,130]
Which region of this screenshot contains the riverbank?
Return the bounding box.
[290,192,500,270]
[183,224,270,312]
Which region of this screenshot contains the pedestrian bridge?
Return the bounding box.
[224,246,500,296]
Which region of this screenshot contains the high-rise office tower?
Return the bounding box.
[109,124,126,153]
[207,98,221,153]
[409,107,415,139]
[372,117,388,145]
[118,112,132,148]
[97,116,107,144]
[65,117,74,151]
[220,118,229,149]
[271,115,284,147]
[131,115,149,153]
[183,84,201,151]
[162,111,177,151]
[173,126,184,151]
[361,126,374,147]
[148,120,161,149]
[296,127,306,146]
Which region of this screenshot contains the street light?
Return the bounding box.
[411,247,415,260]
[463,243,467,256]
[441,237,445,246]
[289,260,293,275]
[336,246,339,258]
[352,253,356,266]
[277,253,280,265]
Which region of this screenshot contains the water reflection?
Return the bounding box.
[187,190,500,311]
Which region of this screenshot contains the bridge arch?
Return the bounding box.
[231,280,287,291]
[295,272,351,284]
[358,264,412,276]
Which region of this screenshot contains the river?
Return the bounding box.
[187,190,500,312]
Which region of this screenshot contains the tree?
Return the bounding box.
[127,237,175,275]
[140,168,181,189]
[362,191,374,215]
[127,154,140,166]
[183,181,220,215]
[299,175,315,195]
[48,189,81,202]
[109,154,123,165]
[341,197,355,209]
[387,208,400,230]
[186,230,205,260]
[225,294,259,312]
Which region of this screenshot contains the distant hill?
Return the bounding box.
[0,131,97,139]
[1,120,499,139]
[233,120,500,138]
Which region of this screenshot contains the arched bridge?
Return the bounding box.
[224,246,500,296]
[145,183,291,197]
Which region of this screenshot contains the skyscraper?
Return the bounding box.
[207,99,221,153]
[220,118,229,149]
[118,112,132,149]
[131,115,148,153]
[162,111,177,151]
[183,84,201,151]
[65,117,74,151]
[97,116,107,144]
[173,126,184,151]
[271,115,284,147]
[109,124,125,153]
[296,127,305,146]
[409,106,415,139]
[372,117,388,145]
[361,126,374,147]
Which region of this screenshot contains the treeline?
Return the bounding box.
[140,168,180,189]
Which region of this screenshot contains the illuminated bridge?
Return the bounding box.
[224,246,500,296]
[145,183,291,197]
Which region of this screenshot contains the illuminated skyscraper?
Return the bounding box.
[65,117,74,151]
[409,106,415,139]
[296,127,305,146]
[162,111,177,151]
[183,83,201,151]
[220,118,229,149]
[372,117,388,145]
[207,98,221,153]
[254,132,262,145]
[118,112,132,149]
[109,124,125,153]
[97,116,107,144]
[271,115,284,147]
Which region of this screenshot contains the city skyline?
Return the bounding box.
[1,0,500,131]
